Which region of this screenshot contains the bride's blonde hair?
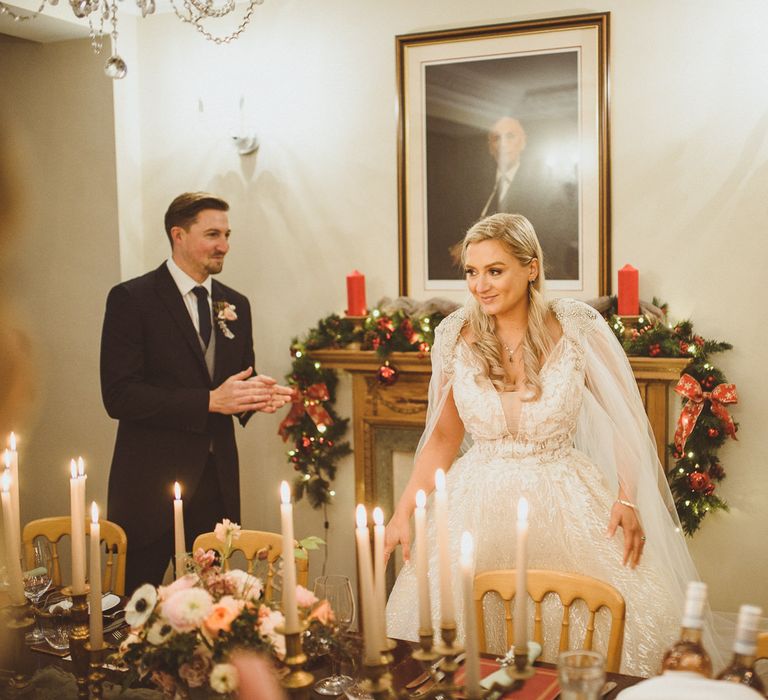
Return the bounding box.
[460,213,552,400]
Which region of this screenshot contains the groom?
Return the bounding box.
[100,192,291,593]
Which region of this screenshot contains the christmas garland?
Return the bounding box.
[281,298,738,535]
[605,298,738,535]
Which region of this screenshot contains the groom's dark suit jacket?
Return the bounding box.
[100,263,254,551]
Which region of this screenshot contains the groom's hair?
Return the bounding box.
[164,192,229,246]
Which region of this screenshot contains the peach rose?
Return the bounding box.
[204,595,244,636]
[308,599,335,626]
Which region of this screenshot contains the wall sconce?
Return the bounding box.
[231,134,259,156]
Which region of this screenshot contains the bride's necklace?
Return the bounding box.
[499,336,523,364]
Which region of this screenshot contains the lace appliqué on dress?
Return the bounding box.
[433,308,467,380]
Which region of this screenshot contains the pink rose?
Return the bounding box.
[157,573,197,601]
[179,649,211,688]
[162,588,213,632]
[295,585,318,609]
[193,547,217,570]
[222,306,237,321]
[150,670,177,697]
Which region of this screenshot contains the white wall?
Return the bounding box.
[0,36,121,529]
[2,0,766,614]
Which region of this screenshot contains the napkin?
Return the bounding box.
[480,642,543,689]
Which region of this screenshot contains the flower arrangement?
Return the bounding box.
[114,521,333,698]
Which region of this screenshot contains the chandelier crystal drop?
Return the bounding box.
[0,0,264,78]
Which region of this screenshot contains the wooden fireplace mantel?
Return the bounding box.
[309,348,689,509]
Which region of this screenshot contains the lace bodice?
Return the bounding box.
[444,298,597,455]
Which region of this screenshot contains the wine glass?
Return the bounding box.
[23,538,53,643]
[313,575,355,695]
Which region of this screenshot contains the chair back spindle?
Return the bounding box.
[473,569,626,673]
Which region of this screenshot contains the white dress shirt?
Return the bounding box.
[166,258,212,334]
[495,161,521,202]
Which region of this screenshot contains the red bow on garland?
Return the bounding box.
[278,383,333,441]
[674,373,738,453]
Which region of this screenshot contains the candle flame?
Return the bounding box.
[70,459,77,479]
[1,470,10,492]
[280,480,291,505]
[9,432,16,451]
[518,496,529,522]
[460,531,474,563]
[415,489,426,509]
[77,456,85,477]
[91,501,99,523]
[435,468,446,492]
[2,450,9,468]
[174,482,181,500]
[373,506,384,527]
[355,504,368,529]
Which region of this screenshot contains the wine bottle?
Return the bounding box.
[716,604,765,693]
[661,581,712,677]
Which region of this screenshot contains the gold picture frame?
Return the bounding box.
[396,12,611,302]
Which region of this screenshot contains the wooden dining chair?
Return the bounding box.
[22,516,128,596]
[756,632,768,660]
[192,529,309,600]
[473,569,626,673]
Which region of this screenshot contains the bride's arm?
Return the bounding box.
[383,387,464,563]
[579,309,654,569]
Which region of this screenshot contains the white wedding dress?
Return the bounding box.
[386,298,712,677]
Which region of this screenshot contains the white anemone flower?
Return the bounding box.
[209,662,239,694]
[124,583,158,628]
[146,618,174,645]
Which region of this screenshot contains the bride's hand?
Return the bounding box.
[384,513,411,565]
[606,501,645,569]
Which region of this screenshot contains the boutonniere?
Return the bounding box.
[213,301,237,339]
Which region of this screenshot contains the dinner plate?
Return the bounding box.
[48,593,122,614]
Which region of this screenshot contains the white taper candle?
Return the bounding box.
[434,469,454,626]
[280,481,299,633]
[414,489,432,634]
[89,502,103,650]
[514,497,529,650]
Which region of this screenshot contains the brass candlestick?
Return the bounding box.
[381,637,398,666]
[616,314,642,341]
[277,623,313,700]
[61,585,90,700]
[85,641,110,699]
[412,627,440,665]
[433,623,464,689]
[3,600,35,692]
[360,653,394,700]
[506,643,535,681]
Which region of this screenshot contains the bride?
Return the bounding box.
[384,213,718,677]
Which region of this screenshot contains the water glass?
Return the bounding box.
[557,650,606,700]
[40,609,70,652]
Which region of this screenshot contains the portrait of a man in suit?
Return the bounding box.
[100,192,292,591]
[424,50,580,286]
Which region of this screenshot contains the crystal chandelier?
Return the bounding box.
[0,0,264,79]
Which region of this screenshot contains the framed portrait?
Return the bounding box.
[396,13,611,303]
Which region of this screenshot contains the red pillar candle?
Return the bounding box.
[346,270,367,316]
[617,264,639,315]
